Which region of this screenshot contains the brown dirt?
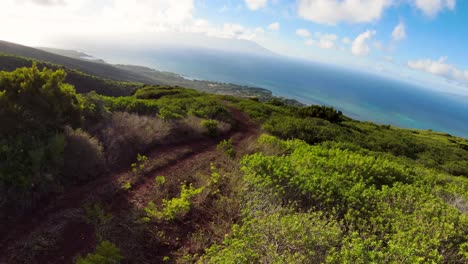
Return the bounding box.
[0,107,260,264]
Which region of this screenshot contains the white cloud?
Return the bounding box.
[342,37,351,45]
[392,22,406,41]
[245,0,268,10]
[268,22,280,31]
[408,56,468,86]
[413,0,456,17]
[315,33,338,49]
[304,32,338,49]
[297,0,392,25]
[0,0,268,46]
[296,28,311,37]
[296,0,456,25]
[351,30,376,56]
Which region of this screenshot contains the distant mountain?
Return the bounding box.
[145,33,278,58]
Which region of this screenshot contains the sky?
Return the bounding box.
[1,0,468,95]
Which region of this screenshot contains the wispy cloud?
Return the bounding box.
[392,22,406,41]
[408,56,468,87]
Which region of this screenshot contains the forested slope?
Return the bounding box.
[0,64,466,263]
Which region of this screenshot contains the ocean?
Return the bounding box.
[98,47,468,138]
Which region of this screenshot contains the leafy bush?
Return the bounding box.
[228,136,468,263]
[217,138,236,158]
[145,183,203,221]
[201,119,219,137]
[131,154,148,177]
[75,240,123,264]
[159,106,183,120]
[296,105,343,123]
[0,64,83,136]
[202,209,341,264]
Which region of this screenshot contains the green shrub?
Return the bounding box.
[75,240,123,264]
[217,138,236,158]
[145,183,203,221]
[296,105,343,123]
[201,119,219,137]
[0,64,83,136]
[159,107,183,120]
[131,154,148,177]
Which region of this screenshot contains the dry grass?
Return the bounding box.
[63,127,105,183]
[95,113,225,169]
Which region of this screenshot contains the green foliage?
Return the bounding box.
[131,154,148,177]
[201,119,219,137]
[0,65,92,210]
[99,86,230,121]
[296,105,343,123]
[202,209,341,264]
[121,181,132,191]
[262,114,344,144]
[159,106,183,120]
[0,63,83,136]
[154,175,166,187]
[217,138,236,158]
[75,240,123,264]
[145,183,203,221]
[222,136,467,263]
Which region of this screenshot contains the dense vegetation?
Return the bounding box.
[0,64,467,264]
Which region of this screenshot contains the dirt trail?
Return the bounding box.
[0,107,260,263]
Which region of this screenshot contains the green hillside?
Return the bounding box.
[0,64,466,263]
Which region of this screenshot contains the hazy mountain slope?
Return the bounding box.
[0,41,303,104]
[0,40,156,83]
[0,53,141,96]
[36,47,106,63]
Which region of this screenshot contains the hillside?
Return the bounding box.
[0,64,467,263]
[0,40,156,83]
[1,41,298,103]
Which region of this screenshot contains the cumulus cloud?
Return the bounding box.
[413,0,456,17]
[297,0,456,24]
[245,0,268,10]
[1,0,268,45]
[268,22,280,31]
[296,28,311,37]
[297,0,392,25]
[351,30,376,56]
[408,57,468,86]
[304,32,338,49]
[392,22,406,41]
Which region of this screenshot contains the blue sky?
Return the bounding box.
[1,0,467,94]
[192,0,468,93]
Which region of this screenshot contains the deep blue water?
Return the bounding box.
[97,47,468,138]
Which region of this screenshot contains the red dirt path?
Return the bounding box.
[0,107,260,264]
